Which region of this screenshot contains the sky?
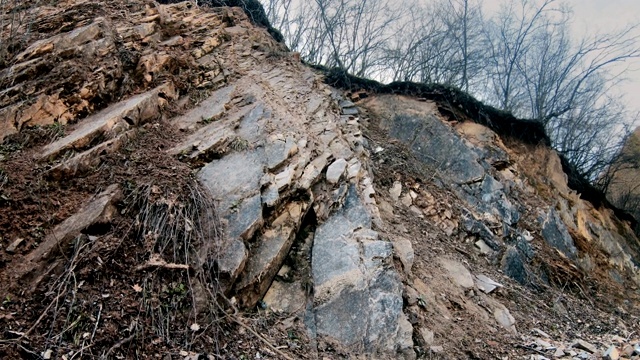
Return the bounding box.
[483,0,640,115]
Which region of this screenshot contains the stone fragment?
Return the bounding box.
[604,345,620,360]
[274,165,296,190]
[173,85,235,130]
[390,181,402,202]
[493,306,517,333]
[404,286,419,306]
[374,102,485,184]
[47,130,136,180]
[235,202,305,307]
[226,194,264,241]
[401,193,413,207]
[532,328,551,339]
[475,239,493,255]
[392,237,414,275]
[341,107,359,116]
[440,258,474,289]
[572,339,597,354]
[553,348,565,358]
[261,183,279,207]
[502,246,529,285]
[346,159,362,180]
[265,136,297,170]
[198,149,265,213]
[16,21,105,62]
[326,158,347,184]
[217,238,247,292]
[262,280,306,314]
[475,274,503,294]
[339,100,355,108]
[299,153,330,189]
[540,209,578,260]
[5,238,25,254]
[420,328,435,346]
[535,338,555,350]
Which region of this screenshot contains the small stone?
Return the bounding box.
[429,345,443,354]
[389,181,402,202]
[533,328,551,339]
[475,274,503,294]
[553,348,565,358]
[339,100,355,108]
[603,345,619,360]
[401,193,413,207]
[572,339,597,354]
[440,259,475,289]
[42,349,53,359]
[493,306,517,333]
[341,107,358,116]
[474,239,493,255]
[5,238,24,253]
[326,158,347,184]
[420,328,434,346]
[346,159,361,180]
[535,338,554,350]
[404,286,419,306]
[277,265,291,278]
[392,237,414,274]
[621,344,634,357]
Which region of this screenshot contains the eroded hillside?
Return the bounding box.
[0,1,639,359]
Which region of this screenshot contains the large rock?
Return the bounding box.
[198,149,268,287]
[40,83,176,161]
[310,185,413,356]
[235,201,307,307]
[362,96,485,185]
[26,184,121,263]
[540,209,578,260]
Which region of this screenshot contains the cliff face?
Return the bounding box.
[608,127,640,233]
[0,1,639,359]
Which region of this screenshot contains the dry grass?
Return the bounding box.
[0,0,41,66]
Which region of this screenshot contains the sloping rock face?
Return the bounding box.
[1,1,411,358]
[1,1,640,359]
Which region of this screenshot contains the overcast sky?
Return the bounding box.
[483,0,640,115]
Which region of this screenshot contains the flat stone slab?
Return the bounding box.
[40,83,175,161]
[47,130,136,180]
[198,149,265,213]
[235,201,306,307]
[172,84,235,131]
[26,184,121,263]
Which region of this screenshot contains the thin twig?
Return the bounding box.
[22,291,65,338]
[101,333,136,360]
[91,303,103,342]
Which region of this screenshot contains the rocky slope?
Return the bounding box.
[0,1,639,359]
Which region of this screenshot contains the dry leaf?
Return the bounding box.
[133,284,143,292]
